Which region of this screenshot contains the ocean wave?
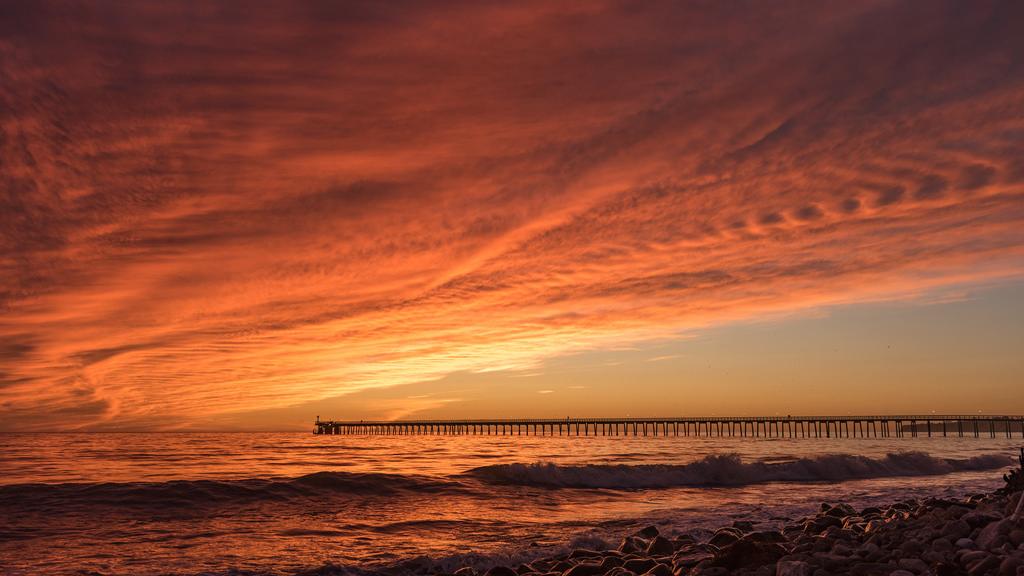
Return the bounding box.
[465,452,1012,489]
[0,471,466,510]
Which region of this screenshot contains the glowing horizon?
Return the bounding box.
[2,1,1023,431]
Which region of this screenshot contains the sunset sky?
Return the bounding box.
[1,1,1023,431]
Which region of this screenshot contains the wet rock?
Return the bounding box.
[957,538,976,549]
[671,535,696,550]
[831,542,855,557]
[515,565,533,575]
[843,563,894,576]
[948,505,972,518]
[963,511,1004,528]
[619,537,646,555]
[944,520,973,540]
[898,557,929,574]
[561,562,603,576]
[922,549,947,564]
[864,519,886,533]
[810,552,849,571]
[775,560,811,576]
[454,567,477,576]
[640,563,673,576]
[889,570,915,576]
[568,549,604,560]
[552,561,573,573]
[809,515,844,533]
[635,526,660,539]
[933,561,967,576]
[713,539,788,570]
[899,539,925,557]
[646,536,674,557]
[960,550,990,565]
[689,564,728,576]
[485,567,518,576]
[747,531,788,544]
[732,521,756,533]
[707,529,741,548]
[998,556,1023,576]
[977,519,1014,550]
[966,554,1000,576]
[827,504,856,518]
[623,559,657,574]
[605,568,636,576]
[672,546,716,570]
[599,556,624,570]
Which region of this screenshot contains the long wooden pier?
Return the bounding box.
[314,415,1024,438]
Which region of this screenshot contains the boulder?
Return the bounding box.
[568,549,604,560]
[600,556,624,570]
[707,529,741,548]
[933,562,967,576]
[619,537,646,555]
[844,563,895,576]
[623,559,658,574]
[776,560,811,576]
[689,564,728,576]
[732,520,756,533]
[956,538,975,549]
[672,535,697,550]
[713,539,788,570]
[641,563,673,576]
[998,556,1023,576]
[898,557,929,574]
[943,520,973,540]
[635,526,661,539]
[900,539,925,558]
[806,516,843,534]
[746,531,788,544]
[485,567,518,576]
[966,554,1000,576]
[962,511,1003,528]
[646,536,675,557]
[672,546,716,570]
[977,519,1014,550]
[561,562,604,576]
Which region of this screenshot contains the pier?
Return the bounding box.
[314,415,1024,438]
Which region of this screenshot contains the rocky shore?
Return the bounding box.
[405,452,1023,576]
[478,489,1022,576]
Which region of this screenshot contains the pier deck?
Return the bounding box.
[314,415,1024,438]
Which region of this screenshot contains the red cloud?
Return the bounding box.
[1,0,1022,429]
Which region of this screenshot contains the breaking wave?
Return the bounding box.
[466,452,1012,489]
[0,471,466,511]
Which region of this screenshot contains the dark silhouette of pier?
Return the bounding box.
[314,415,1024,438]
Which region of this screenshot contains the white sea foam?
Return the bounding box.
[467,452,1012,489]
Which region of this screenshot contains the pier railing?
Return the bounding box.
[313,415,1024,438]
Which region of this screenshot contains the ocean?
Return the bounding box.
[0,432,1019,575]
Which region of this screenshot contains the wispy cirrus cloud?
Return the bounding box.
[1,0,1022,430]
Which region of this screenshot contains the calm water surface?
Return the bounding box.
[0,432,1019,575]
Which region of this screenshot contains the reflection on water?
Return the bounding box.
[0,433,1018,575]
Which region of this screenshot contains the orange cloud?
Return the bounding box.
[1,1,1022,429]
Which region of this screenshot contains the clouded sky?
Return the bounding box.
[2,1,1023,430]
